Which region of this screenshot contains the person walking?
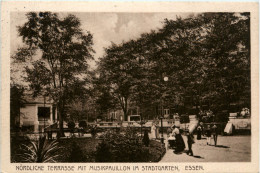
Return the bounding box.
[156,123,160,139]
[168,126,175,149]
[151,123,157,139]
[197,125,202,140]
[211,124,218,146]
[172,125,185,153]
[187,131,194,156]
[205,125,211,145]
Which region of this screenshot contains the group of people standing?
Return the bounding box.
[151,123,186,153]
[151,123,160,139]
[171,125,186,153]
[151,122,219,157]
[167,125,190,154]
[204,124,218,146]
[197,123,218,146]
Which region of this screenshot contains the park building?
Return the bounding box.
[12,92,57,133]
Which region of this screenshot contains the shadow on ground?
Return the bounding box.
[173,151,185,155]
[215,145,230,148]
[208,144,230,148]
[192,155,204,159]
[173,150,205,159]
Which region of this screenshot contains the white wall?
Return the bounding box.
[229,118,251,130]
[20,103,53,126]
[20,105,37,126]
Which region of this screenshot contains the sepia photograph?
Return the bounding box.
[1,1,259,173]
[10,11,252,163]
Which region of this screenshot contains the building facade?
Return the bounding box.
[19,95,57,132]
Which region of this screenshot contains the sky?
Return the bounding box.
[11,12,193,69]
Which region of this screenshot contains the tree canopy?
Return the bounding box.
[97,12,250,121]
[14,12,95,135]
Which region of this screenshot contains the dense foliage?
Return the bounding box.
[95,128,165,162]
[98,13,250,121]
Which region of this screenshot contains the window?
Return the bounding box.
[38,107,50,121]
[110,112,117,120]
[129,115,140,121]
[164,109,170,115]
[114,112,117,119]
[52,106,56,122]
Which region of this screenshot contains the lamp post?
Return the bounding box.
[42,85,48,136]
[44,94,46,130]
[161,76,169,117]
[160,76,168,144]
[160,116,164,143]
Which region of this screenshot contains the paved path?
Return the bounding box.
[160,135,251,162]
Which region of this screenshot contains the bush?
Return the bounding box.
[68,142,86,162]
[16,136,61,163]
[68,121,76,130]
[57,138,100,162]
[95,141,112,162]
[143,130,150,147]
[79,121,87,129]
[95,128,150,162]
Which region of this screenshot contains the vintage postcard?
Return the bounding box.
[1,1,259,173]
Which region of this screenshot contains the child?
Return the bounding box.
[205,125,211,145]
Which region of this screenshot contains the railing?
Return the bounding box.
[44,122,58,131]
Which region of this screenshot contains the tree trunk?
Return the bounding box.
[123,108,128,121]
[123,98,128,121]
[57,103,65,137]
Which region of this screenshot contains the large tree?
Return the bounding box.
[91,72,118,119]
[98,41,138,120]
[14,12,94,136]
[201,13,250,113]
[98,13,250,121]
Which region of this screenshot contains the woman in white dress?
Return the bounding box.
[151,123,157,139]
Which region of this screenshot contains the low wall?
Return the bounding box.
[228,118,251,130]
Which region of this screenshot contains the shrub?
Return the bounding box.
[143,130,150,147]
[68,121,76,136]
[17,136,61,163]
[68,121,76,130]
[95,141,112,162]
[11,134,31,162]
[79,121,87,129]
[68,141,86,162]
[95,128,150,162]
